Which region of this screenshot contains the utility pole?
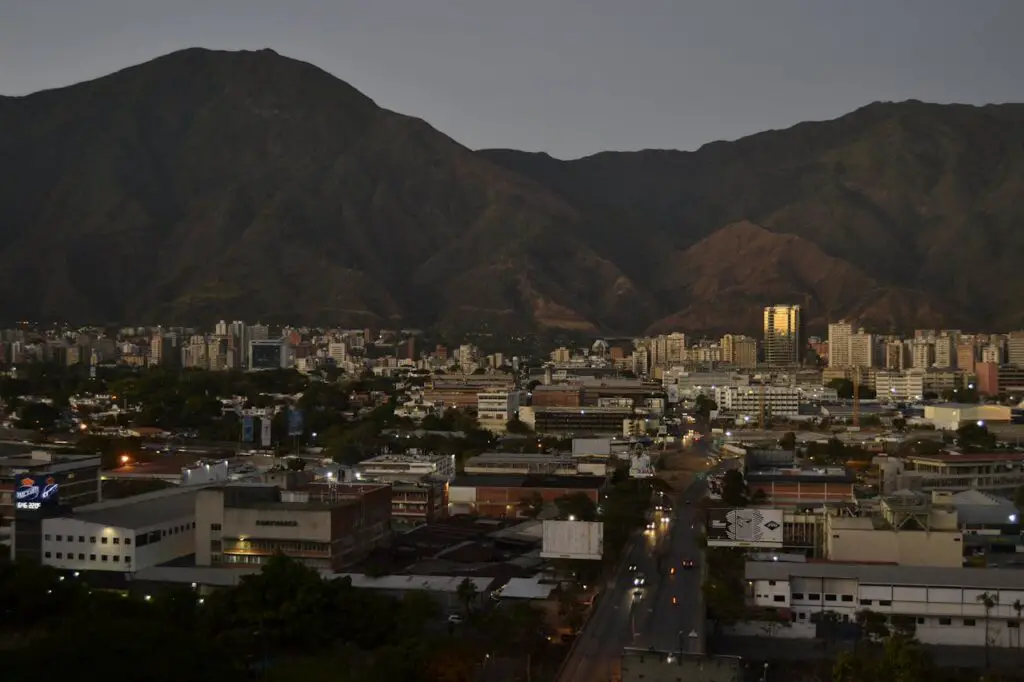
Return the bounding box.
[852,367,861,428]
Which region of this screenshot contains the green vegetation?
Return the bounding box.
[702,548,746,629]
[833,633,932,682]
[0,556,557,682]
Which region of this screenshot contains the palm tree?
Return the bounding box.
[978,591,999,670]
[1014,599,1023,653]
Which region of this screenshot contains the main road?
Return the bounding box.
[556,459,728,682]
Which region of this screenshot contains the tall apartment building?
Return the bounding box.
[934,334,956,369]
[848,330,875,368]
[327,342,347,365]
[911,340,935,370]
[720,334,757,368]
[763,304,802,367]
[827,321,853,368]
[1008,332,1024,366]
[649,333,686,368]
[956,342,976,375]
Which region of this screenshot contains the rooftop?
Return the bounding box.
[451,474,606,490]
[907,452,1024,463]
[746,561,1024,591]
[72,486,202,530]
[495,576,558,600]
[0,450,100,475]
[336,573,494,594]
[746,467,855,483]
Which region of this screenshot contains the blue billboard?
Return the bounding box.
[287,407,304,437]
[242,416,255,442]
[15,474,59,513]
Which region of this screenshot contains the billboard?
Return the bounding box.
[15,474,60,513]
[287,407,304,437]
[249,340,283,370]
[706,508,783,548]
[242,416,255,442]
[667,384,679,404]
[541,520,604,561]
[260,417,272,447]
[629,451,654,478]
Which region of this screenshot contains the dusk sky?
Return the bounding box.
[2,0,1021,158]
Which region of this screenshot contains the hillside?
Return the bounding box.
[1,48,1023,335]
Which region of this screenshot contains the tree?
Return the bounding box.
[694,394,717,419]
[518,491,545,518]
[456,578,479,618]
[505,417,533,435]
[16,401,60,430]
[957,422,997,451]
[720,470,748,507]
[978,591,999,669]
[833,634,931,682]
[779,431,796,451]
[554,492,597,522]
[557,584,587,634]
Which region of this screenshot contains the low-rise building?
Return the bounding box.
[924,403,1012,431]
[477,390,523,433]
[448,474,606,517]
[746,560,1024,648]
[354,453,456,482]
[39,486,199,573]
[900,452,1024,493]
[195,482,392,571]
[520,406,636,435]
[745,467,856,507]
[463,452,607,477]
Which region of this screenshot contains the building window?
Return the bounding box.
[211,523,221,531]
[768,580,776,586]
[44,552,51,559]
[90,537,96,543]
[916,618,925,625]
[55,535,62,541]
[79,536,85,542]
[939,618,952,626]
[55,553,62,559]
[101,555,108,562]
[125,556,131,563]
[78,554,84,560]
[113,538,120,545]
[859,599,873,606]
[791,593,804,600]
[90,554,96,561]
[773,595,785,603]
[113,556,120,563]
[825,594,837,602]
[44,534,51,541]
[125,538,132,545]
[841,595,853,602]
[1010,621,1020,629]
[878,600,892,607]
[963,619,976,626]
[808,593,821,601]
[101,537,108,544]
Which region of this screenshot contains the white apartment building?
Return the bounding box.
[849,331,874,369]
[327,342,347,365]
[827,321,853,368]
[912,341,935,370]
[40,487,199,573]
[715,385,800,417]
[476,390,523,433]
[875,370,925,401]
[747,561,1024,648]
[354,453,456,482]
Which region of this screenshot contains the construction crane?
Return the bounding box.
[852,366,861,428]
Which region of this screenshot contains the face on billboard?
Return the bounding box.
[15,475,59,511]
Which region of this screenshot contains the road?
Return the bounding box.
[557,461,727,682]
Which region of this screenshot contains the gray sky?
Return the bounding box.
[2,0,1021,158]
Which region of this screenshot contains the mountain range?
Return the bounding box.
[2,47,1023,336]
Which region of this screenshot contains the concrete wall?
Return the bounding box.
[827,527,963,567]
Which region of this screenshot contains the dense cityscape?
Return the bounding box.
[1,302,1024,681]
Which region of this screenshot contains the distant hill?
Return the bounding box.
[2,49,1022,335]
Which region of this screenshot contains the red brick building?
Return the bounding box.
[447,474,606,517]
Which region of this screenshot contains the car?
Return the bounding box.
[447,613,464,624]
[628,564,638,572]
[633,573,646,586]
[681,559,695,569]
[646,521,656,530]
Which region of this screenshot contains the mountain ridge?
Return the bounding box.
[1,48,1023,335]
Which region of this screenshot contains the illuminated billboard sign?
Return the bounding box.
[15,474,60,512]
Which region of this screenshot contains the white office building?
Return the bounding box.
[354,453,456,482]
[477,390,523,432]
[747,561,1024,648]
[875,370,925,401]
[715,386,800,417]
[40,487,199,573]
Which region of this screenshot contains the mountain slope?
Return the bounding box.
[0,48,655,332]
[2,48,1024,335]
[482,100,1024,333]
